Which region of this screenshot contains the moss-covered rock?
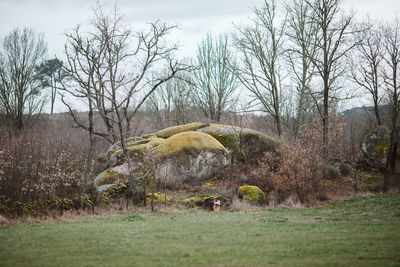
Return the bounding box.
[155,122,209,138]
[96,122,279,193]
[238,185,266,204]
[94,163,130,187]
[197,123,280,160]
[142,133,156,139]
[107,136,146,156]
[361,126,390,169]
[155,131,229,160]
[109,138,166,167]
[154,131,231,187]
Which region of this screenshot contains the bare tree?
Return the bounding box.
[233,0,286,136]
[61,4,188,203]
[285,0,318,136]
[382,18,400,192]
[147,75,192,128]
[0,28,47,131]
[304,0,356,159]
[192,34,239,122]
[60,24,99,172]
[352,19,384,126]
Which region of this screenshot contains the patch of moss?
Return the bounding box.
[155,122,209,138]
[238,185,266,203]
[361,173,384,192]
[198,124,280,158]
[142,133,156,139]
[362,126,390,160]
[107,137,145,155]
[181,195,218,205]
[199,126,240,153]
[154,131,229,163]
[372,139,390,158]
[98,170,127,186]
[146,193,170,203]
[147,137,165,147]
[113,143,152,159]
[127,139,150,147]
[202,181,218,188]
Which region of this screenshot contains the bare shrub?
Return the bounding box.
[263,141,324,204]
[0,118,98,215]
[229,196,260,212]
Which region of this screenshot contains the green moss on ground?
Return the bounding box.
[181,195,219,205]
[145,193,170,203]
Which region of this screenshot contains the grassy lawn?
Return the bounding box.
[0,194,399,267]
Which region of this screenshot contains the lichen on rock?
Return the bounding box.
[94,163,130,187]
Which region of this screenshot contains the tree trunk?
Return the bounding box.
[275,115,282,137]
[384,126,399,192]
[373,97,382,126]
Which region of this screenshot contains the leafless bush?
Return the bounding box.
[0,117,102,215]
[228,196,261,212]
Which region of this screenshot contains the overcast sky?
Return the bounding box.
[1,0,399,58]
[0,0,399,113]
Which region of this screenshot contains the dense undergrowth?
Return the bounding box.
[0,115,396,218]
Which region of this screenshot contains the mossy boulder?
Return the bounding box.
[97,122,278,192]
[361,126,390,169]
[238,185,266,204]
[103,130,231,189]
[109,137,166,167]
[155,122,209,138]
[198,123,280,160]
[94,163,130,188]
[154,131,231,187]
[106,136,146,156]
[155,131,229,160]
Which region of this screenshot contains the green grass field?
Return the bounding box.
[1,194,400,266]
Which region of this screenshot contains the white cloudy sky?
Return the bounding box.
[0,0,399,112]
[1,0,399,58]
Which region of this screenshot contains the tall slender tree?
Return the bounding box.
[352,19,384,126]
[304,0,356,160]
[233,0,286,136]
[192,34,239,122]
[285,0,318,136]
[382,18,400,192]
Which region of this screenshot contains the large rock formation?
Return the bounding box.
[94,122,280,192]
[361,126,390,170]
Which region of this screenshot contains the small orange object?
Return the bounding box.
[213,200,221,212]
